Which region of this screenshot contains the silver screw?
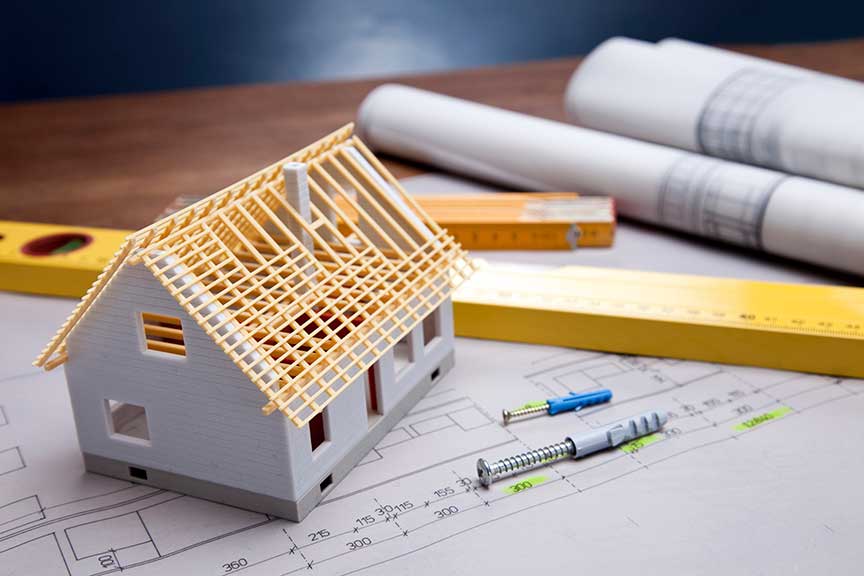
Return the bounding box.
[502,403,548,424]
[478,438,575,486]
[478,410,667,487]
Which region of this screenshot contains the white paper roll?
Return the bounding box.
[656,38,817,80]
[358,84,864,275]
[565,37,864,189]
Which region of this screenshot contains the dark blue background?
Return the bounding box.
[3,0,864,102]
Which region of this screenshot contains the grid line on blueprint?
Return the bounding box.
[696,68,801,167]
[657,155,784,248]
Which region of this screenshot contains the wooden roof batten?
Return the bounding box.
[34,124,474,427]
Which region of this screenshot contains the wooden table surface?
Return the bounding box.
[2,38,864,230]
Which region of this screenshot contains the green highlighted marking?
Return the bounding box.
[503,475,548,494]
[620,433,662,453]
[735,406,793,431]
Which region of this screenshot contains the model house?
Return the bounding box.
[34,124,473,521]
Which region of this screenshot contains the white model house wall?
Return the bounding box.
[374,299,454,414]
[63,260,455,509]
[63,261,368,503]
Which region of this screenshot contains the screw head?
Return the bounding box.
[477,458,493,487]
[502,410,512,425]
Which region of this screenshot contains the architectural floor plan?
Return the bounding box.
[2,289,863,575]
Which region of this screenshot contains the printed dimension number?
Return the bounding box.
[305,529,377,552]
[355,500,415,527]
[223,558,248,572]
[347,537,373,551]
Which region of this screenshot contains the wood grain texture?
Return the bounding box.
[2,38,863,229]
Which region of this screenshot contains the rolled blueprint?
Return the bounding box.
[564,37,864,188]
[357,84,864,275]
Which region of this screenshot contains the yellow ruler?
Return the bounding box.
[454,262,864,378]
[0,220,131,297]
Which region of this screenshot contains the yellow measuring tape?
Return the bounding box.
[3,220,861,378]
[453,262,864,378]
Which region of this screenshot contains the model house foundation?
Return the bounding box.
[35,124,473,521]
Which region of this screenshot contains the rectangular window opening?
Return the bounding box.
[422,310,441,349]
[431,367,441,382]
[129,466,148,481]
[366,364,382,426]
[393,334,412,374]
[141,312,186,357]
[309,410,328,454]
[105,400,150,444]
[319,474,333,493]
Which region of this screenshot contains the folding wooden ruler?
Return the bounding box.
[169,192,616,250]
[407,193,615,250]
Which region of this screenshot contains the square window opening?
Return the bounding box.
[319,474,333,493]
[141,312,186,357]
[105,400,150,444]
[422,310,441,349]
[393,334,413,374]
[308,410,329,454]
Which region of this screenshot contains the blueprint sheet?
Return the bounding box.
[2,175,864,575]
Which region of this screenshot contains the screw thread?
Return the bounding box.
[502,403,548,424]
[478,439,575,486]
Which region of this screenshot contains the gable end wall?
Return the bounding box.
[64,261,311,500]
